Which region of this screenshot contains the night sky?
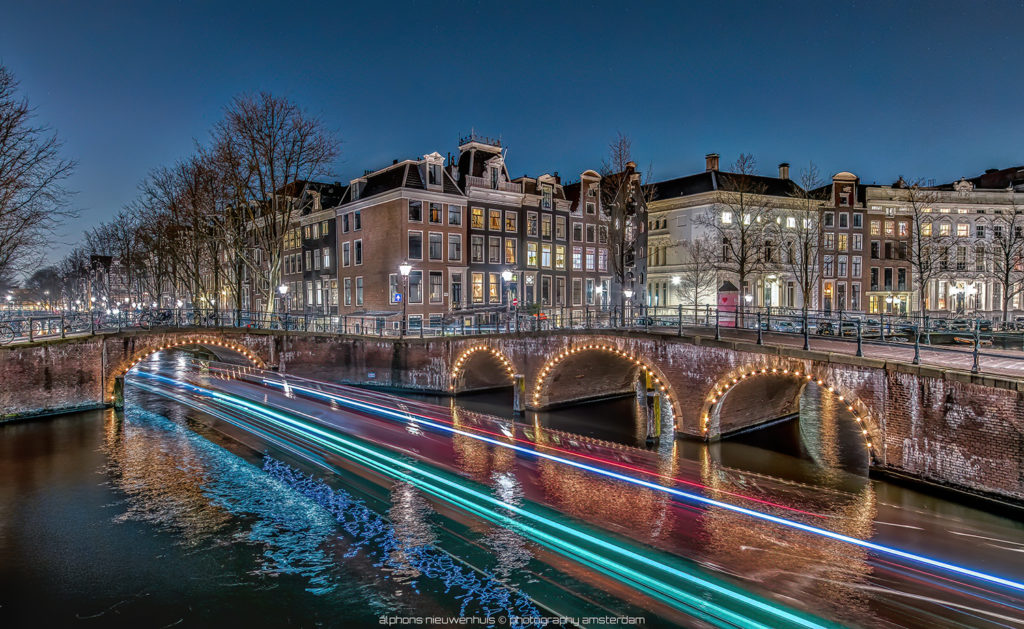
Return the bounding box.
[2,0,1022,262]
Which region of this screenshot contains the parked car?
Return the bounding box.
[816,321,836,336]
[772,320,800,333]
[977,319,993,332]
[949,319,972,332]
[893,319,918,335]
[930,319,950,331]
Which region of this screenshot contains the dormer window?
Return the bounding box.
[423,152,445,189]
[541,184,553,210]
[350,178,366,201]
[490,166,499,189]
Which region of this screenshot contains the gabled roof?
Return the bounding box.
[933,166,1024,191]
[339,159,464,204]
[649,170,805,201]
[276,180,348,212]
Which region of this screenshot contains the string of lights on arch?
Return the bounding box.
[531,343,678,416]
[118,337,264,379]
[702,366,876,454]
[449,345,516,391]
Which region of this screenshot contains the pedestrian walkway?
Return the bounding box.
[678,326,1024,380]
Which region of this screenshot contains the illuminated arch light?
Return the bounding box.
[531,343,678,417]
[450,345,516,391]
[118,336,264,379]
[703,366,875,454]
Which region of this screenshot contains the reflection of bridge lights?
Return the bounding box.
[451,345,515,391]
[703,366,875,454]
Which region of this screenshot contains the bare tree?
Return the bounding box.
[598,132,654,321]
[212,93,339,314]
[775,162,823,316]
[696,154,776,324]
[674,235,718,315]
[0,65,76,279]
[56,246,91,306]
[901,179,950,315]
[987,194,1024,324]
[24,266,61,309]
[85,209,143,304]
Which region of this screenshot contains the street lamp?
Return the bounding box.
[501,269,514,332]
[278,284,289,331]
[399,262,412,337]
[624,288,634,324]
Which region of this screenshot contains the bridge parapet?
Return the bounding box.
[2,327,1022,503]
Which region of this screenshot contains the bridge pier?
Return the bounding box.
[512,374,525,415]
[113,375,125,410]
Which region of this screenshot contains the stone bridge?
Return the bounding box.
[2,327,1022,503]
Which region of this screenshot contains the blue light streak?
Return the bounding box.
[134,369,1024,595]
[132,370,834,628]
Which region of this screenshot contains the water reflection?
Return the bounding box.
[387,482,438,584]
[697,447,877,624]
[103,405,341,590]
[485,471,532,580]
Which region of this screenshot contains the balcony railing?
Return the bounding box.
[464,175,522,193]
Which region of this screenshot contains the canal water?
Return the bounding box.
[0,350,1020,626]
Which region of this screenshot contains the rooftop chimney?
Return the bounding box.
[705,153,720,172]
[778,163,790,180]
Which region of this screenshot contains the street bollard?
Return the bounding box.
[715,308,721,341]
[856,319,863,357]
[913,325,921,365]
[756,311,763,345]
[803,312,810,350]
[678,304,683,336]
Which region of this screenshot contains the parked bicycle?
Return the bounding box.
[139,309,174,330]
[0,322,15,345]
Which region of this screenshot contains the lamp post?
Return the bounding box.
[501,269,513,333]
[278,284,289,330]
[624,288,634,326]
[399,262,412,337]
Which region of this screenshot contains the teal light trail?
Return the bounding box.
[133,371,838,629]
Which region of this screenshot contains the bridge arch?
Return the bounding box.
[702,365,879,461]
[529,342,681,426]
[449,344,517,393]
[106,334,266,401]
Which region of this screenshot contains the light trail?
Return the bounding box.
[232,372,1024,595]
[250,370,830,520]
[130,370,836,629]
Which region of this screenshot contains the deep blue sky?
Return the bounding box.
[2,1,1022,262]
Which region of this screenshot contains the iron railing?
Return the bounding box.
[3,306,1023,375]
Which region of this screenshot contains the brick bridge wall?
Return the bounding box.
[2,328,1022,502]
